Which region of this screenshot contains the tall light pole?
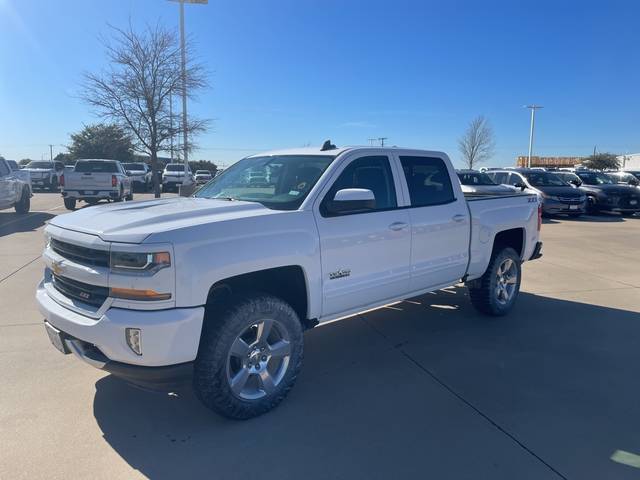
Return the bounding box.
[169,0,208,168]
[525,105,543,168]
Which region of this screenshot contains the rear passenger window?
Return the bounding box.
[322,156,397,215]
[400,156,455,207]
[491,172,508,184]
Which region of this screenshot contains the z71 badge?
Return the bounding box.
[329,269,351,280]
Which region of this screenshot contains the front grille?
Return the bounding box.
[50,238,110,268]
[52,274,109,307]
[557,196,583,203]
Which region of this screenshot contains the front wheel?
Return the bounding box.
[14,188,30,214]
[63,198,76,211]
[193,293,304,419]
[467,247,522,316]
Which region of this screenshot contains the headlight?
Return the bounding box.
[110,251,171,273]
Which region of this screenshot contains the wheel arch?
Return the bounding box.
[204,265,312,327]
[491,228,525,259]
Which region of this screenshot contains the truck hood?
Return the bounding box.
[49,197,276,243]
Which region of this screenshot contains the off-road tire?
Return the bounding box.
[14,188,30,214]
[193,293,304,419]
[63,198,76,210]
[468,247,522,316]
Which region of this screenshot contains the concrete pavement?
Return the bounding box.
[1,193,639,479]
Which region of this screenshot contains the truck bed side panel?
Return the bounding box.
[466,194,539,280]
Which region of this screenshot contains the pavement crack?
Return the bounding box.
[399,349,568,480]
[0,255,41,284]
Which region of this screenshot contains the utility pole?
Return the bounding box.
[368,137,388,147]
[169,0,208,169]
[49,144,53,161]
[525,105,543,168]
[169,88,174,162]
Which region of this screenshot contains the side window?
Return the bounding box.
[399,156,455,207]
[506,173,522,186]
[321,156,397,215]
[0,161,9,176]
[492,172,508,184]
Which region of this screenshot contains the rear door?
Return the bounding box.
[313,153,411,317]
[394,154,470,291]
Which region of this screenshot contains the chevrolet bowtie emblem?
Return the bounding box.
[51,260,64,276]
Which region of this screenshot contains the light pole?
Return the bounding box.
[169,0,208,169]
[525,104,543,168]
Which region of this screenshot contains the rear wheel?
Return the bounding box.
[14,188,30,214]
[193,293,304,419]
[48,176,58,192]
[468,247,521,316]
[63,198,76,210]
[114,187,124,202]
[126,190,133,201]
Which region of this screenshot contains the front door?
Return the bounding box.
[314,154,411,318]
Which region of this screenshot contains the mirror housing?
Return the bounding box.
[514,182,526,191]
[569,178,582,187]
[325,188,375,215]
[629,178,639,186]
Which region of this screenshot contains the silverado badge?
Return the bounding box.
[329,269,351,280]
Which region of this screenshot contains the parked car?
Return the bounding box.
[607,171,640,187]
[122,162,152,191]
[37,144,542,419]
[456,170,518,195]
[574,170,640,216]
[61,159,133,210]
[487,169,585,217]
[22,160,64,191]
[0,158,32,213]
[194,170,213,185]
[623,170,640,181]
[162,163,195,192]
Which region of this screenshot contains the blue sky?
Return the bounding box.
[1,0,639,167]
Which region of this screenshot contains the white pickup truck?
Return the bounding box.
[0,158,32,213]
[37,144,542,419]
[61,159,133,210]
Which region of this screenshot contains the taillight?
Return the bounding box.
[112,175,117,187]
[59,174,64,187]
[537,203,542,231]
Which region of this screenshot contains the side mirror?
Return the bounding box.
[325,188,375,215]
[630,178,639,186]
[570,179,582,187]
[514,182,526,191]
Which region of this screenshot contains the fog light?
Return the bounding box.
[125,328,142,355]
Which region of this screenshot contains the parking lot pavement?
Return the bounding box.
[1,195,639,479]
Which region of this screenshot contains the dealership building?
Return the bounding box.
[516,156,585,168]
[618,153,640,170]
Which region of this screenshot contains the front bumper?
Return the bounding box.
[37,280,205,369]
[541,199,586,215]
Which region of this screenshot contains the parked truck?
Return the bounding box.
[37,144,542,419]
[60,159,133,210]
[0,158,32,213]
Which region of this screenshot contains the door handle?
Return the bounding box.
[388,221,409,231]
[452,214,467,223]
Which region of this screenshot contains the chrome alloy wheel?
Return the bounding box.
[226,319,291,400]
[495,258,518,305]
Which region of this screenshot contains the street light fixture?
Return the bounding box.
[169,0,208,168]
[524,104,543,168]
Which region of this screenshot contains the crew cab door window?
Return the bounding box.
[398,155,469,290]
[314,155,410,318]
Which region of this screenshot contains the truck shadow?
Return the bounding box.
[92,288,640,480]
[0,212,55,238]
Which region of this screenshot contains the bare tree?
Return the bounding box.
[458,115,495,169]
[80,23,208,197]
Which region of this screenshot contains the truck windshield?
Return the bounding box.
[523,172,568,187]
[457,172,497,186]
[165,164,186,171]
[75,161,119,173]
[25,161,54,169]
[195,155,336,210]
